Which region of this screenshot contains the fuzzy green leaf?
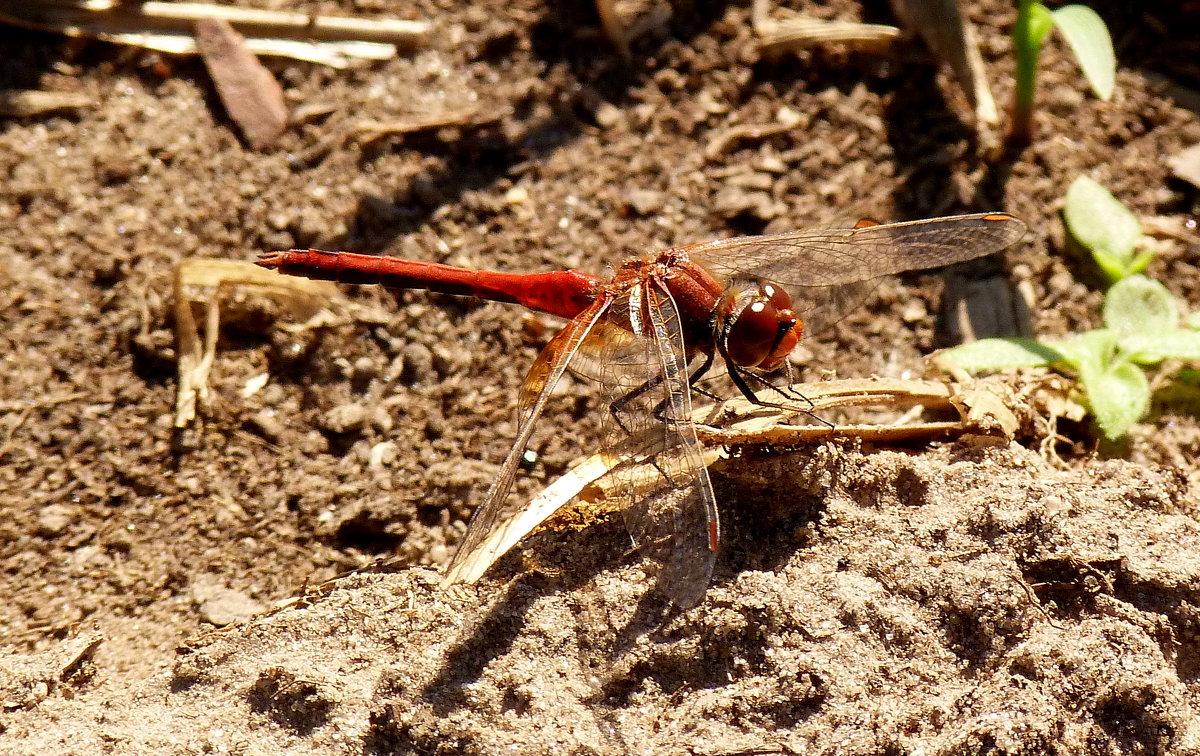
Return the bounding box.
[1103,275,1177,337]
[1063,176,1143,280]
[1027,2,1055,49]
[937,338,1065,371]
[1081,360,1149,439]
[1045,329,1115,372]
[1120,332,1200,363]
[1127,248,1155,277]
[1089,250,1130,283]
[1051,5,1116,100]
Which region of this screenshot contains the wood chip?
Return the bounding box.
[194,18,287,149]
[0,90,92,117]
[1167,143,1200,190]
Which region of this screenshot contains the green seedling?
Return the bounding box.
[1063,175,1154,283]
[939,276,1200,439]
[1010,1,1115,143]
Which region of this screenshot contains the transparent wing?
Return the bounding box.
[442,296,611,586]
[689,212,1026,336]
[594,279,719,608]
[557,320,645,387]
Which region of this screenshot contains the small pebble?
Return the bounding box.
[38,504,74,537]
[247,410,284,443]
[626,189,665,216]
[322,403,368,435]
[901,300,927,324]
[195,583,264,627]
[351,356,379,390]
[369,441,398,469]
[594,102,622,128]
[401,342,435,385]
[371,406,394,434]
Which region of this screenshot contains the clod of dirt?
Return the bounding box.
[192,580,266,627]
[320,403,369,436]
[0,634,102,712]
[245,410,285,444]
[36,504,75,538]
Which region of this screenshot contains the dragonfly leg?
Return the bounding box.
[609,375,663,435]
[719,347,835,429]
[685,351,722,404]
[609,351,717,432]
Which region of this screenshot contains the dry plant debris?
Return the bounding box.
[444,378,1018,587]
[194,18,288,149]
[172,258,338,428]
[350,106,504,146]
[0,0,429,67]
[594,0,672,60]
[888,0,999,123]
[752,0,901,58]
[1167,143,1200,189]
[754,0,998,125]
[0,90,92,117]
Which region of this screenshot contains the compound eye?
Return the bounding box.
[760,282,793,311]
[725,300,780,367]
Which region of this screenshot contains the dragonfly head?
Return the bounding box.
[718,282,802,370]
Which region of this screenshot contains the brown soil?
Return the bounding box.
[2,0,1199,753]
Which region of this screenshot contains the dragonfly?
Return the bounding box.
[258,212,1025,607]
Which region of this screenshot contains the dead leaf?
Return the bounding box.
[195,19,287,149]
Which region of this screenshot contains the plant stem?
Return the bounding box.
[1010,0,1039,144]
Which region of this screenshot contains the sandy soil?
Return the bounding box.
[2,0,1199,753]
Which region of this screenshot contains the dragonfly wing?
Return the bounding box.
[781,279,880,342]
[442,296,611,586]
[556,320,640,387]
[596,279,720,608]
[690,213,1026,336]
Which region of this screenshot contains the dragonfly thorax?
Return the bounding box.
[714,281,801,369]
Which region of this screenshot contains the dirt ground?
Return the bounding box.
[2,0,1200,753]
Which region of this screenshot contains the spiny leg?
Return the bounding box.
[606,351,716,489]
[718,344,834,429]
[609,351,716,431]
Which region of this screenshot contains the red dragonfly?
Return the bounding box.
[258,212,1025,606]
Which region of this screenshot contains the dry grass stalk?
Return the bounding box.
[0,0,429,67]
[756,15,902,58]
[887,0,998,124]
[0,90,93,117]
